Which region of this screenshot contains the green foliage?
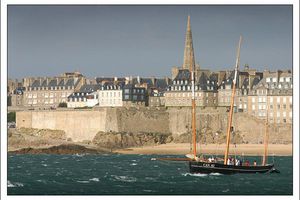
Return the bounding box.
[58,102,67,108]
[8,112,16,122]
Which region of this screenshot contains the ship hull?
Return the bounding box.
[189,161,275,174]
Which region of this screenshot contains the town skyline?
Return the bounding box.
[8,5,292,79]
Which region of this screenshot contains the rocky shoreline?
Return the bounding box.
[9,144,109,155]
[8,127,292,155]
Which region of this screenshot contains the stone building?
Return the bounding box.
[165,69,218,107]
[98,83,124,107]
[218,67,263,112]
[122,84,146,107]
[248,70,292,124]
[67,84,101,108]
[23,72,86,108]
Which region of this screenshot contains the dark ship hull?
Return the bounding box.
[189,161,277,174]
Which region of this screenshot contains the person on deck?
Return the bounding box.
[253,160,257,166]
[245,160,250,166]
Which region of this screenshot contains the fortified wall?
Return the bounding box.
[16,107,292,143]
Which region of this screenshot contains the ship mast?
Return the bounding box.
[191,63,197,160]
[262,111,269,166]
[224,36,242,165]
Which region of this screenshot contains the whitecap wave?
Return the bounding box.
[42,164,48,167]
[182,173,208,177]
[8,180,24,188]
[130,163,137,166]
[222,189,230,193]
[77,180,90,183]
[143,189,154,192]
[111,175,137,182]
[89,178,100,182]
[151,158,156,161]
[209,173,222,176]
[36,179,47,183]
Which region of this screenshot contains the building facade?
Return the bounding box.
[98,83,123,107]
[248,70,292,124]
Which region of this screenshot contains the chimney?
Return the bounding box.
[151,77,156,86]
[165,77,169,85]
[137,76,140,84]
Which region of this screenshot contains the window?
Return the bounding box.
[270,105,273,109]
[279,77,284,82]
[277,97,280,104]
[283,104,286,109]
[124,95,130,100]
[258,97,262,102]
[277,112,280,118]
[252,105,255,110]
[252,97,255,103]
[277,105,280,109]
[125,89,129,93]
[270,97,273,103]
[266,78,270,82]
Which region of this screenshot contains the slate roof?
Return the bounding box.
[79,84,102,93]
[174,69,191,81]
[29,77,81,89]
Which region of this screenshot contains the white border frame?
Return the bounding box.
[1,1,299,200]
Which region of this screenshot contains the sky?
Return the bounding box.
[8,5,293,79]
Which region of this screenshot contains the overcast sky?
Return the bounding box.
[8,5,292,79]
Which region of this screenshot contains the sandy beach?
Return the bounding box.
[115,143,292,156]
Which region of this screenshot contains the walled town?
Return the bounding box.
[7,16,292,154]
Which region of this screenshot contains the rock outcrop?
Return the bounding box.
[92,131,172,149]
[9,144,108,154]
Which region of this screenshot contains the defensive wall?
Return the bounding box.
[16,107,292,143]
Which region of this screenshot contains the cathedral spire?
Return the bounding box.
[182,15,195,72]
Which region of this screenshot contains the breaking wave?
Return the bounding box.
[89,178,100,182]
[111,175,137,182]
[8,180,24,188]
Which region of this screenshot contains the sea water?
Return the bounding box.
[7,154,292,195]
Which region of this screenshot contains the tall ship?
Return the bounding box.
[187,36,279,174]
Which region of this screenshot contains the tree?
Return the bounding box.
[58,102,67,108]
[7,112,16,122]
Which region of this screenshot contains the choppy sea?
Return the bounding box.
[8,154,292,195]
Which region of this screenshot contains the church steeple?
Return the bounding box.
[182,15,195,72]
